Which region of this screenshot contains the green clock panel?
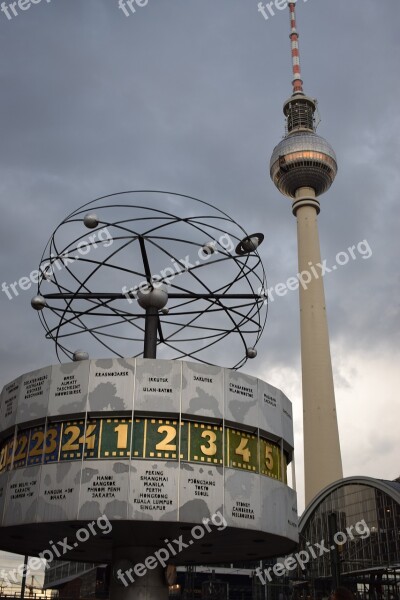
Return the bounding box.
[186,422,223,465]
[60,420,86,461]
[131,418,145,458]
[83,419,101,459]
[259,438,281,480]
[144,418,179,460]
[226,428,259,472]
[99,418,132,459]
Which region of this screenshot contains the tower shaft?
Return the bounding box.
[294,188,343,505]
[270,1,343,507]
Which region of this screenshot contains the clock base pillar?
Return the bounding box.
[110,546,169,600]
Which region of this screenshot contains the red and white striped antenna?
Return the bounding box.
[289,2,304,94]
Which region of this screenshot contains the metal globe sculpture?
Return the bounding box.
[33,191,268,369]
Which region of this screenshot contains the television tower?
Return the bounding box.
[270,2,343,505]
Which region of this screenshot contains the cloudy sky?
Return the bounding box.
[0,0,399,588]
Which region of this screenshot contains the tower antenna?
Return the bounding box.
[289,2,304,95]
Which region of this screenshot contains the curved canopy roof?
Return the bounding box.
[299,475,400,531]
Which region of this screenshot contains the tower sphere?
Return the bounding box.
[270,131,337,198]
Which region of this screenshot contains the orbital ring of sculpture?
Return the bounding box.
[32,191,268,369]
